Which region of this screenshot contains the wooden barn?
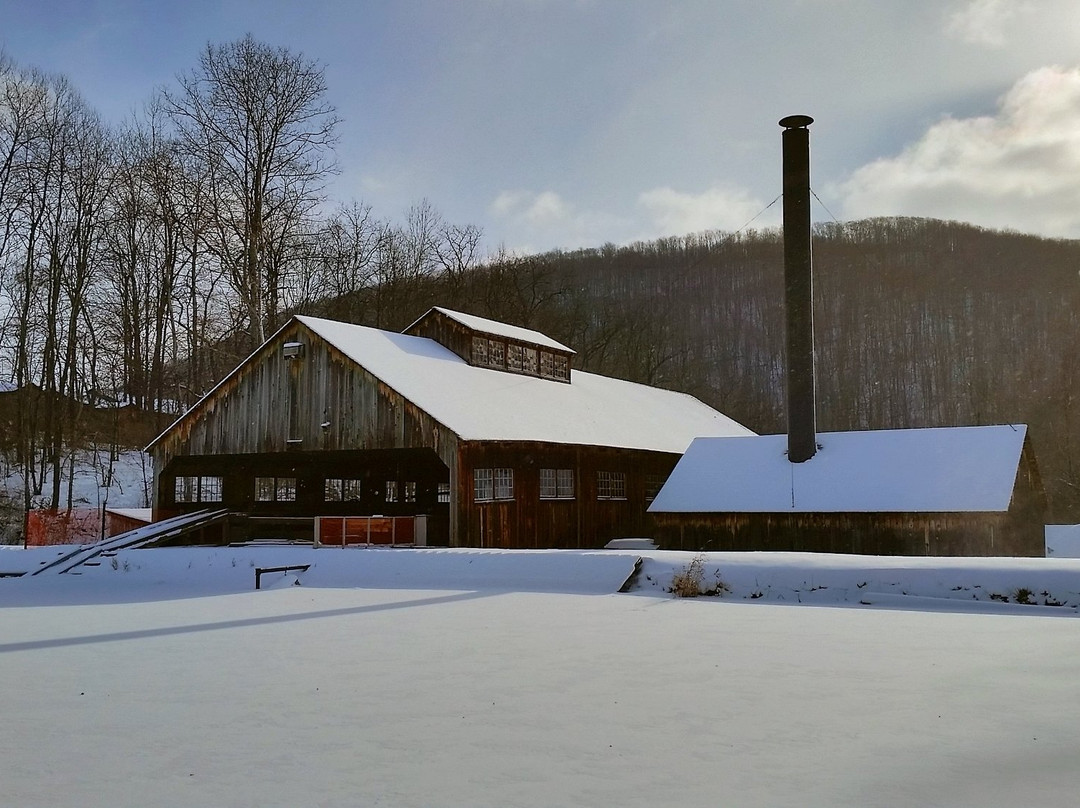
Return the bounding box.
[648,425,1047,556]
[146,307,754,548]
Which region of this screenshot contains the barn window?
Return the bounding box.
[404,481,417,503]
[174,475,224,504]
[597,471,627,500]
[199,476,223,502]
[255,476,296,502]
[494,468,514,500]
[507,344,524,371]
[473,336,489,366]
[645,473,667,502]
[437,482,450,503]
[386,481,398,503]
[539,351,555,378]
[276,477,297,502]
[255,477,275,502]
[488,339,505,368]
[540,468,574,499]
[553,354,569,380]
[474,469,493,501]
[325,478,364,502]
[523,347,538,374]
[174,476,198,503]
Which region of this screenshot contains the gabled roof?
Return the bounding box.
[407,306,575,353]
[649,425,1029,513]
[297,315,752,452]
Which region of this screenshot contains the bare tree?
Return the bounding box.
[163,34,339,349]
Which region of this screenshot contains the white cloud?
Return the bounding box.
[637,185,775,238]
[488,190,629,253]
[946,0,1029,47]
[838,65,1080,238]
[488,184,777,253]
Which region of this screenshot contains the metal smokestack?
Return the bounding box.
[779,114,816,463]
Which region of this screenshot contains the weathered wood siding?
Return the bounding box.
[150,322,459,544]
[405,311,475,363]
[456,442,677,549]
[152,321,459,472]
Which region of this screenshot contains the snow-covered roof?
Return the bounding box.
[298,315,752,452]
[649,425,1029,513]
[409,306,575,353]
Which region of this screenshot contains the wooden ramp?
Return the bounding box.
[31,509,231,576]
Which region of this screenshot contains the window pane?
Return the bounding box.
[557,468,574,498]
[540,468,557,499]
[175,476,197,503]
[597,471,626,500]
[489,339,505,367]
[611,472,626,499]
[276,477,297,502]
[507,344,524,372]
[473,336,489,366]
[494,468,514,500]
[324,478,343,502]
[524,347,538,374]
[404,481,416,503]
[437,482,451,503]
[474,468,493,501]
[386,481,398,503]
[645,473,666,502]
[343,479,363,501]
[255,477,276,502]
[539,351,555,378]
[199,476,223,502]
[553,354,569,380]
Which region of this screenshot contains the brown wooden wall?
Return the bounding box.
[157,448,451,543]
[454,441,677,549]
[653,510,1045,556]
[151,321,459,503]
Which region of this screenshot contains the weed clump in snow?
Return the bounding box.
[669,554,730,598]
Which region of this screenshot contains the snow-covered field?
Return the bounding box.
[2,545,1079,807]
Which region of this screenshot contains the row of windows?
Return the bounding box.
[175,475,223,503]
[472,337,570,380]
[177,472,661,505]
[473,469,649,503]
[177,476,451,505]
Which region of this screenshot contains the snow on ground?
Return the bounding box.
[0,448,151,511]
[2,546,1079,807]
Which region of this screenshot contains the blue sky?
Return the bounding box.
[4,0,1080,254]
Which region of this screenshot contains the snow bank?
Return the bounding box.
[2,545,1078,616]
[0,546,643,606]
[629,551,1080,614]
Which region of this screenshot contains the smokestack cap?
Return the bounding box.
[779,114,814,129]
